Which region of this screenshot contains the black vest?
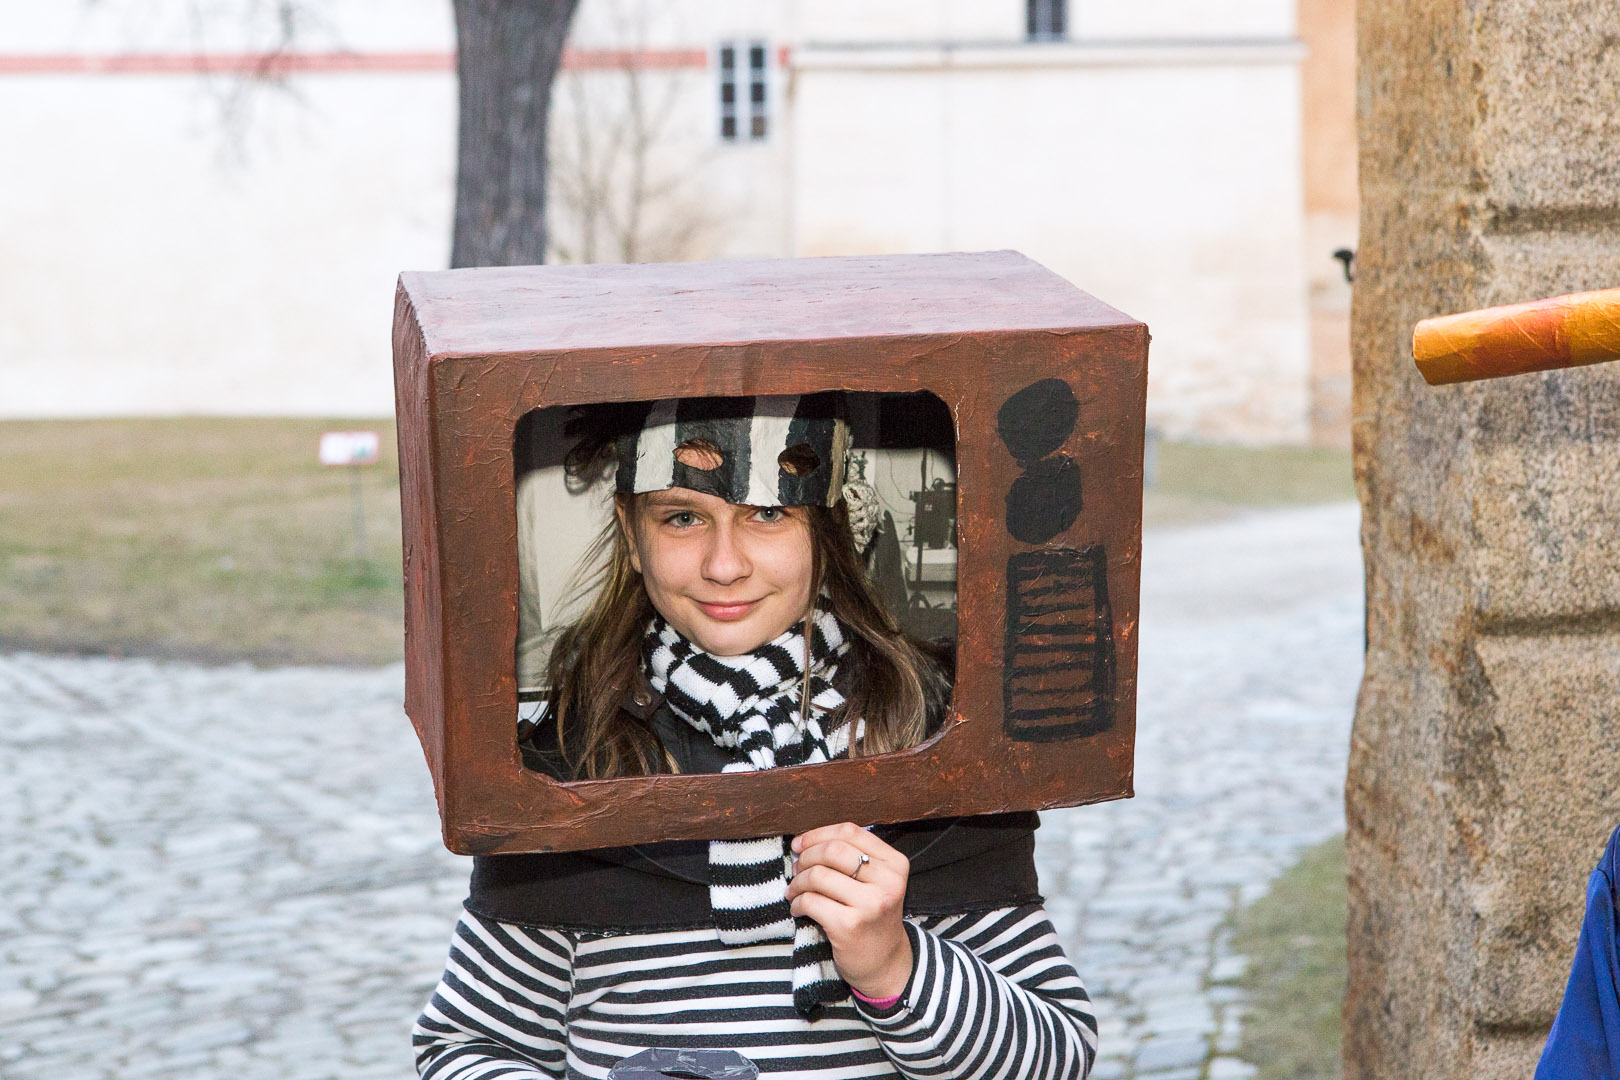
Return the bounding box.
[467,681,1043,933]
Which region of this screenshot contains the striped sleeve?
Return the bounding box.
[857,905,1099,1080]
[413,911,576,1080]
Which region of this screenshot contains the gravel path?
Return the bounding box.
[0,503,1363,1080]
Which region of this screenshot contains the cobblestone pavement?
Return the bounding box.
[1041,503,1363,1080]
[0,503,1362,1080]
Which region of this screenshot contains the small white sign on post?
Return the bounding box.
[320,430,382,560]
[319,430,381,467]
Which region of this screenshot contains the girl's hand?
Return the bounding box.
[787,822,913,1000]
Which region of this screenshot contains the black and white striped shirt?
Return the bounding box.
[413,903,1097,1080]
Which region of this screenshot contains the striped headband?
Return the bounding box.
[613,393,850,507]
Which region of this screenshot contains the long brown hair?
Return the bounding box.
[543,495,947,779]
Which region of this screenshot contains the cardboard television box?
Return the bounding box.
[392,250,1147,854]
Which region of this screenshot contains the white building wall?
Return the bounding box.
[565,0,795,49]
[791,42,1310,443]
[1,2,455,418]
[1073,0,1296,40]
[797,0,1025,43]
[1,0,1312,441]
[0,73,454,417]
[9,0,451,54]
[545,0,794,264]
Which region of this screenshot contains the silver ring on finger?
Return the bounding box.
[851,852,871,880]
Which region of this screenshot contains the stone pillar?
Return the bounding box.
[1348,2,1620,1077]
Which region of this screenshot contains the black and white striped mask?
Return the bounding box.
[614,394,849,507]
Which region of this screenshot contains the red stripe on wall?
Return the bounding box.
[0,46,752,77]
[563,47,709,70]
[0,51,453,75]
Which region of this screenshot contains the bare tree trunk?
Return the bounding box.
[451,0,580,268]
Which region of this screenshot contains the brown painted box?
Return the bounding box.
[393,250,1147,855]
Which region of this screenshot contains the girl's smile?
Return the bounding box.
[694,598,761,621]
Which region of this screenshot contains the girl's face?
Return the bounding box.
[620,487,815,657]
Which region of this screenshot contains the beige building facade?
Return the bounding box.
[1298,0,1356,447]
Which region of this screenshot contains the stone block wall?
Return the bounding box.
[1348,1,1620,1076]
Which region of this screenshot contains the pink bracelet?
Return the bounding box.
[851,987,903,1009]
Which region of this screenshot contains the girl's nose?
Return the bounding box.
[702,520,751,585]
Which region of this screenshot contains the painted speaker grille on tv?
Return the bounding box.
[1003,545,1115,742]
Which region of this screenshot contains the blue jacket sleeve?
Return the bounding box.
[1535,824,1620,1080]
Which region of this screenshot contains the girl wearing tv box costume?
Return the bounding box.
[413,394,1099,1079]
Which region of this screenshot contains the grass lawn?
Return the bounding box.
[0,419,1354,666]
[1231,834,1349,1080]
[0,418,403,666]
[1143,439,1357,528]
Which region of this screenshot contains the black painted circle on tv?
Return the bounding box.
[1005,454,1083,544]
[996,378,1079,464]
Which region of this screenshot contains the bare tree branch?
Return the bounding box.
[547,0,719,265]
[82,0,337,164]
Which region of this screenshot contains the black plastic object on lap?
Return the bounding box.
[608,1048,760,1080]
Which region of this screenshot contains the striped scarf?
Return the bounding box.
[642,606,858,1018]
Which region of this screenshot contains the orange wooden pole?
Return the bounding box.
[1412,287,1620,385]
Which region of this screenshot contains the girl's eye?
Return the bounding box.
[754,506,786,523]
[665,511,699,528]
